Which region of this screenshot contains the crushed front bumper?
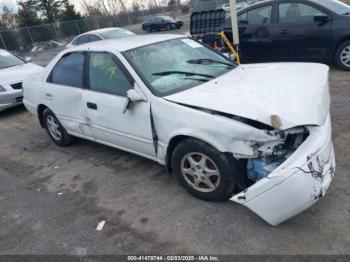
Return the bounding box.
[231,114,335,226]
[0,90,23,111]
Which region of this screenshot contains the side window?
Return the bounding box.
[238,12,248,24]
[77,35,91,45]
[89,52,133,97]
[89,35,101,42]
[246,5,272,25]
[50,52,85,88]
[72,38,79,45]
[279,3,325,24]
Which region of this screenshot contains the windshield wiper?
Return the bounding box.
[186,58,234,67]
[152,71,215,79]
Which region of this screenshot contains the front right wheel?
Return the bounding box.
[335,40,350,71]
[171,138,238,202]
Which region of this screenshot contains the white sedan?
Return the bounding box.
[23,34,335,225]
[66,27,135,48]
[0,50,43,112]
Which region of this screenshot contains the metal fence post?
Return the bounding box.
[26,27,34,45]
[52,24,59,40]
[0,32,7,50]
[95,17,100,29]
[74,21,80,35]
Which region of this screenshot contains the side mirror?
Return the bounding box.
[122,89,146,114]
[24,57,32,62]
[127,89,145,102]
[314,14,330,23]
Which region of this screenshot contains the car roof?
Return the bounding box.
[71,34,184,52]
[79,27,126,36]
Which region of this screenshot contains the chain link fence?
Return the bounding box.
[0,4,189,52]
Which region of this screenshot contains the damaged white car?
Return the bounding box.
[23,34,335,225]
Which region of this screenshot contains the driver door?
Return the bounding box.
[83,51,156,158]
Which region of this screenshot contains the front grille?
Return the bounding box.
[16,96,23,102]
[11,82,23,90]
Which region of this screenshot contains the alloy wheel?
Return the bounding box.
[340,45,350,68]
[180,152,221,193]
[46,115,62,141]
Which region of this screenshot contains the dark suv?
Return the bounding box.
[225,0,350,70]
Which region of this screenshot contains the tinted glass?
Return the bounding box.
[89,52,132,96]
[89,35,102,42]
[279,3,325,23]
[247,5,272,24]
[51,52,85,88]
[77,35,91,45]
[124,38,236,96]
[238,12,248,24]
[310,0,350,15]
[0,50,25,69]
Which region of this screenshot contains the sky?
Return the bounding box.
[1,0,189,15]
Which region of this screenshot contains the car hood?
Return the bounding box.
[0,63,43,85]
[165,63,330,130]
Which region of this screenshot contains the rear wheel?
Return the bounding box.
[166,24,171,31]
[43,109,73,146]
[335,40,350,71]
[171,138,237,202]
[146,26,151,33]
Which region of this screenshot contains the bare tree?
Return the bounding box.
[0,0,17,28]
[79,0,107,16]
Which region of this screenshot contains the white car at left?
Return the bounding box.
[0,49,43,112]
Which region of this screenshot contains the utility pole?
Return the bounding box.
[229,0,240,48]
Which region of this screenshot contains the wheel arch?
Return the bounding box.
[165,134,224,174]
[334,35,350,59]
[37,104,49,128]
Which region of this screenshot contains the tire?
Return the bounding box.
[166,24,171,31]
[171,138,237,202]
[146,27,151,33]
[334,40,350,71]
[43,108,73,147]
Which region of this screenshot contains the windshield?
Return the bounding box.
[0,50,25,70]
[123,38,236,96]
[310,0,350,14]
[99,28,135,39]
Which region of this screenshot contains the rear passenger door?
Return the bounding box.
[46,52,89,136]
[238,4,276,61]
[273,1,332,60]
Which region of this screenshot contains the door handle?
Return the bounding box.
[45,93,52,100]
[279,29,289,36]
[87,102,97,110]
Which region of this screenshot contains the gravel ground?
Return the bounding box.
[0,36,349,255]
